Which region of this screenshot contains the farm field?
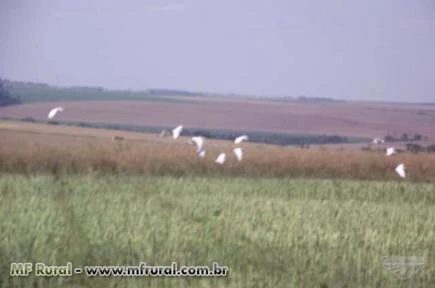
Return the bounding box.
[1,174,434,288]
[2,1,435,286]
[1,119,434,288]
[1,121,435,182]
[1,98,435,139]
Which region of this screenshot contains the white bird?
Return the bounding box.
[234,135,248,144]
[172,125,183,139]
[159,130,168,137]
[386,147,396,156]
[215,153,226,164]
[191,136,204,152]
[371,137,385,144]
[395,163,406,178]
[48,107,64,120]
[233,147,243,162]
[198,148,206,158]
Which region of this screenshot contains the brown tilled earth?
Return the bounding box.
[1,98,435,138]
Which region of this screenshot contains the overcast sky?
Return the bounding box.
[1,0,434,102]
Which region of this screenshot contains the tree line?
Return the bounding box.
[0,78,21,106]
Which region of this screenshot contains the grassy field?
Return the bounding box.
[1,121,434,287]
[0,122,435,182]
[1,121,435,182]
[1,175,434,287]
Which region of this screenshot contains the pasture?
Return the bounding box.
[1,175,434,288]
[1,121,434,287]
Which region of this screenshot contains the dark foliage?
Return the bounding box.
[0,78,21,106]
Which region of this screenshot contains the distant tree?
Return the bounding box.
[406,143,423,153]
[426,144,435,153]
[325,135,347,144]
[21,117,35,122]
[413,133,422,141]
[0,78,21,106]
[384,135,396,142]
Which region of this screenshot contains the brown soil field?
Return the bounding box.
[1,98,435,138]
[1,120,435,182]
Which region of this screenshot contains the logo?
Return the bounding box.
[382,256,426,279]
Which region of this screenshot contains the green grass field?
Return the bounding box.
[1,174,434,287]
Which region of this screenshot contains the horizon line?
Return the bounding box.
[1,76,434,106]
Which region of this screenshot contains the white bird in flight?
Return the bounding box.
[234,135,248,144]
[233,147,243,162]
[159,130,168,137]
[191,136,204,152]
[198,148,206,158]
[215,153,226,164]
[371,137,385,144]
[386,147,396,156]
[395,163,406,178]
[48,107,64,120]
[172,125,183,139]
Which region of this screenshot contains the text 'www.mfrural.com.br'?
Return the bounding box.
[10,262,229,277]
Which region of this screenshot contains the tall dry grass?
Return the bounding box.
[1,128,435,182]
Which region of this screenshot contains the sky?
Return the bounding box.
[0,0,434,102]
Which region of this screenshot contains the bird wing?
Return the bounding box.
[198,148,206,158]
[172,125,183,139]
[395,164,406,178]
[235,135,248,144]
[233,148,243,161]
[192,137,204,151]
[216,153,226,164]
[48,109,58,119]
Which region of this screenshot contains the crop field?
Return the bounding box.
[1,121,435,287]
[1,121,435,182]
[2,98,435,139]
[1,175,434,287]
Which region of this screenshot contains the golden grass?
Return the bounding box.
[1,121,435,181]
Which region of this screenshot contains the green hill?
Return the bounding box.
[2,79,202,103]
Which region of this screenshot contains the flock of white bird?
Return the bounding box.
[171,124,248,164]
[372,138,406,178]
[47,106,407,178]
[48,107,248,165]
